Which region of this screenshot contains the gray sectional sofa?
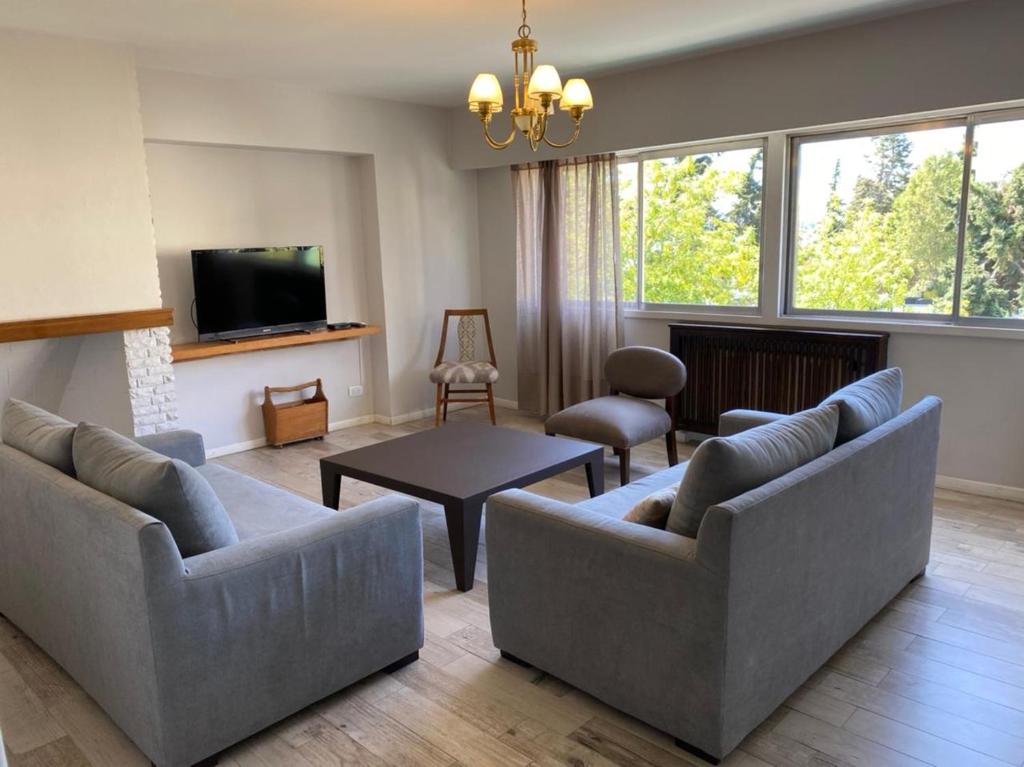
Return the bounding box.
[0,403,424,767]
[486,370,942,762]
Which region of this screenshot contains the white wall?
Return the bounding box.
[0,30,161,320]
[0,31,160,432]
[477,166,517,402]
[137,69,482,423]
[470,0,1024,490]
[144,142,376,449]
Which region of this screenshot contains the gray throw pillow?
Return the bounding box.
[73,422,238,557]
[666,404,839,538]
[821,368,903,445]
[1,399,76,476]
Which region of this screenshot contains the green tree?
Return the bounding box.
[852,133,913,214]
[639,154,760,305]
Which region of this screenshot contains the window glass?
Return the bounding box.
[791,126,966,314]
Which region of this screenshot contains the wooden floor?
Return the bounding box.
[3,407,1024,766]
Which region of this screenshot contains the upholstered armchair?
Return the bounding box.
[544,346,686,485]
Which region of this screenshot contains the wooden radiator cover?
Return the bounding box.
[669,322,889,435]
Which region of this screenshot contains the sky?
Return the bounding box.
[797,119,1024,224]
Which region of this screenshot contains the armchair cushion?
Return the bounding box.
[545,396,671,449]
[135,429,207,467]
[73,423,239,557]
[821,367,903,445]
[1,399,76,476]
[430,361,499,384]
[666,403,839,538]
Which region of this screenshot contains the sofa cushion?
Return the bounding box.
[577,460,689,519]
[821,368,903,445]
[545,396,672,449]
[666,404,839,538]
[1,399,76,476]
[73,423,239,557]
[196,463,331,540]
[623,483,680,529]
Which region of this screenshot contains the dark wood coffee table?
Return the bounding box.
[320,422,604,591]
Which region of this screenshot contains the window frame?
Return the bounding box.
[619,137,769,314]
[784,107,1024,328]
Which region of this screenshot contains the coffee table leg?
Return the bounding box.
[321,468,342,509]
[444,499,484,592]
[585,456,605,498]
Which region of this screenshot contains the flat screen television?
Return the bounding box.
[191,246,327,342]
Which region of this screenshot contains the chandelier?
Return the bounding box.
[467,0,593,152]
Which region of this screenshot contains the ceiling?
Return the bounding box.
[0,0,958,106]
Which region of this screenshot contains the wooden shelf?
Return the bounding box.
[0,308,174,343]
[171,325,381,362]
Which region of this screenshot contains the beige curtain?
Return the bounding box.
[514,154,624,416]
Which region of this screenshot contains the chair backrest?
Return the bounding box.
[434,309,497,367]
[605,346,686,398]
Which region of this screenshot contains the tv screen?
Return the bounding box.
[191,246,327,341]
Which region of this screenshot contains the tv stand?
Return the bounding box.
[171,325,381,363]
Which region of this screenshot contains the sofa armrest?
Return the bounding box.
[145,495,423,765]
[718,409,787,437]
[135,429,206,467]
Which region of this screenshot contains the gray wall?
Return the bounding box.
[471,0,1024,490]
[144,142,376,450]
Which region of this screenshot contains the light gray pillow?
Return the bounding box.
[623,483,680,529]
[73,422,238,557]
[666,404,839,538]
[1,399,76,476]
[821,368,903,445]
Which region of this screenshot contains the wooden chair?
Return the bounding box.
[430,309,499,426]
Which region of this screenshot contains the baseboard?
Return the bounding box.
[374,398,519,427]
[205,401,521,458]
[205,414,376,458]
[936,474,1024,503]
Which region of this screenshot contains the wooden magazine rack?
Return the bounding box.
[261,379,329,447]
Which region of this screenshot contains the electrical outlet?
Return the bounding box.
[348,385,364,397]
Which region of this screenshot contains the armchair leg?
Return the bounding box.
[442,384,450,422]
[613,447,631,486]
[500,650,532,667]
[666,429,679,466]
[486,383,497,425]
[434,384,443,427]
[381,650,419,673]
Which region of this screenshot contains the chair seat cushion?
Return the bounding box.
[666,403,839,538]
[196,463,333,541]
[545,396,671,449]
[430,361,499,384]
[72,423,239,557]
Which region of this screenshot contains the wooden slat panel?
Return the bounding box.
[669,322,889,434]
[0,309,174,343]
[171,325,381,362]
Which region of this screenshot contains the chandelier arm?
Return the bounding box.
[482,118,517,150]
[541,118,582,149]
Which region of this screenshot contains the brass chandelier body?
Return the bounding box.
[468,0,593,152]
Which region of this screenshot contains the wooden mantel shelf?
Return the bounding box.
[0,308,174,343]
[171,325,381,362]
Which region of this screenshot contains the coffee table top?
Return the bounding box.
[320,422,602,504]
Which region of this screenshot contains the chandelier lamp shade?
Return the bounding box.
[467,0,593,151]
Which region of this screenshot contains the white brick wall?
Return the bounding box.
[123,327,178,436]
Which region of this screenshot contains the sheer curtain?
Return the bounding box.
[513,154,624,416]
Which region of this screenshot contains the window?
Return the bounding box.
[619,142,765,309]
[788,112,1024,323]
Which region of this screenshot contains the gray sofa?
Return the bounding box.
[0,421,424,767]
[486,389,942,762]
